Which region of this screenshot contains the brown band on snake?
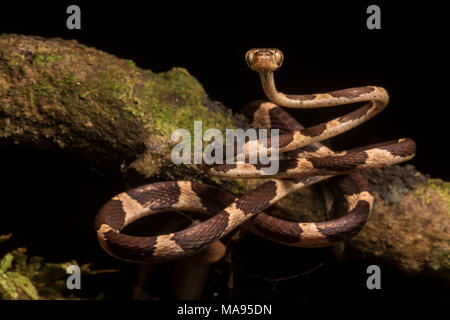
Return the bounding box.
[329,87,376,99]
[235,181,278,215]
[285,94,317,101]
[307,153,369,171]
[376,139,417,158]
[101,230,157,262]
[338,101,374,123]
[299,123,328,137]
[126,182,181,208]
[277,133,295,148]
[169,210,231,254]
[268,106,303,134]
[265,106,325,156]
[251,214,304,243]
[190,182,236,213]
[241,100,267,124]
[95,199,126,231]
[316,200,371,242]
[95,49,416,263]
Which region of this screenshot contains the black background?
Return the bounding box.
[0,1,449,304]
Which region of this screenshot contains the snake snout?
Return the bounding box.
[245,48,283,72]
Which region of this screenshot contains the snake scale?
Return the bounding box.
[95,49,416,263]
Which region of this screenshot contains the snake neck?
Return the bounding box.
[259,71,295,107]
[258,71,389,110]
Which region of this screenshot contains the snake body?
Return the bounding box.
[95,49,416,263]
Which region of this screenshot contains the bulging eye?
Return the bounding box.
[274,49,283,65]
[245,50,255,65]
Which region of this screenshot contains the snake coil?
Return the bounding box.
[95,49,416,263]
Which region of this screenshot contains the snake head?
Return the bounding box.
[245,48,284,72]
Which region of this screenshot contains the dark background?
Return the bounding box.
[0,1,448,303]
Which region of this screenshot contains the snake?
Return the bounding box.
[95,48,416,263]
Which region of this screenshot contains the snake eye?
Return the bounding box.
[274,49,283,66]
[245,50,255,66]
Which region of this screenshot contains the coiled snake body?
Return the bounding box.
[95,49,416,263]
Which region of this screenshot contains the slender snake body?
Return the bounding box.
[95,49,416,263]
